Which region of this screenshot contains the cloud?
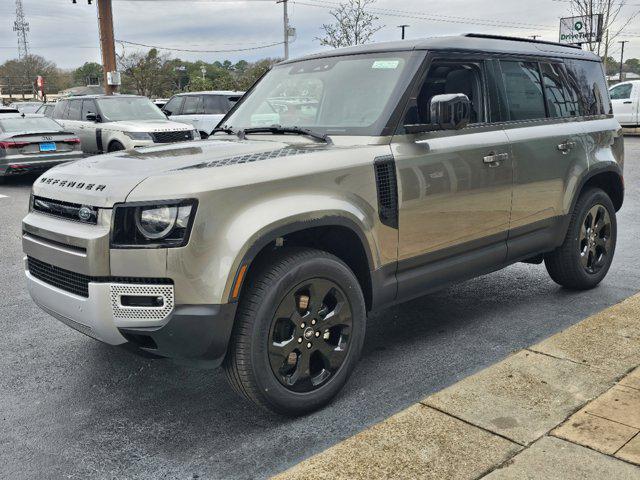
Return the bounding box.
[1,0,638,68]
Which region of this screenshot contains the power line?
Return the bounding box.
[116,39,285,53]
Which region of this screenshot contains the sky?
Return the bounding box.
[1,0,639,69]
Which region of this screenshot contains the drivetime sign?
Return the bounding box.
[559,15,603,45]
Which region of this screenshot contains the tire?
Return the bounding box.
[108,141,125,152]
[545,188,617,290]
[223,247,366,416]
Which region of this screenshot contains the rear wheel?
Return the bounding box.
[223,247,366,416]
[108,141,125,152]
[545,188,617,290]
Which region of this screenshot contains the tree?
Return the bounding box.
[73,62,103,86]
[568,1,640,71]
[118,48,175,97]
[188,76,214,92]
[0,54,71,95]
[316,0,383,48]
[624,58,640,75]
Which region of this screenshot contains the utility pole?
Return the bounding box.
[618,40,628,83]
[71,0,119,95]
[398,25,409,40]
[277,0,291,60]
[97,0,118,95]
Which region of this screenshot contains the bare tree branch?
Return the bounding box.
[316,0,384,48]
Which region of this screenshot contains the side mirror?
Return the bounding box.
[404,93,471,134]
[86,112,98,122]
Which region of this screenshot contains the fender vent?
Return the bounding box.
[374,155,398,229]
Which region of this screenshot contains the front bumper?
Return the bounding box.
[25,264,237,366]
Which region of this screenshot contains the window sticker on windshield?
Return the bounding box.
[372,60,400,69]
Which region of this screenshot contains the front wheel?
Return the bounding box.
[545,188,617,290]
[223,247,366,416]
[108,141,125,152]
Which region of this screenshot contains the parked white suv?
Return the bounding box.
[609,80,639,127]
[52,95,199,153]
[163,91,244,138]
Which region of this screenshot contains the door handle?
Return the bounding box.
[483,152,508,166]
[557,141,576,154]
[623,101,633,104]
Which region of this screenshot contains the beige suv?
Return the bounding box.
[22,34,624,415]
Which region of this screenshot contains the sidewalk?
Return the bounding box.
[274,293,640,480]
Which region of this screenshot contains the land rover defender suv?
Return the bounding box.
[23,34,624,415]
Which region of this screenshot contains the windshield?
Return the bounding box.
[0,116,62,133]
[96,97,167,122]
[222,52,416,136]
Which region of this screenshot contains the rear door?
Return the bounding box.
[499,59,587,260]
[609,82,636,125]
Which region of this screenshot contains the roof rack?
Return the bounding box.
[464,33,583,50]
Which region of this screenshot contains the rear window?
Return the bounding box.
[500,61,546,121]
[0,116,62,133]
[52,100,68,119]
[182,95,204,114]
[204,95,230,114]
[564,59,611,116]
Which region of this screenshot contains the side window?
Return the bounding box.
[408,61,485,125]
[182,95,204,115]
[163,96,183,115]
[609,83,633,100]
[564,60,612,116]
[67,100,82,121]
[81,100,97,120]
[52,100,68,119]
[500,61,546,121]
[540,63,580,118]
[203,95,230,114]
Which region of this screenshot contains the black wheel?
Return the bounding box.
[545,188,617,290]
[108,141,125,152]
[223,247,366,416]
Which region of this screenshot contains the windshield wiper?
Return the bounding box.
[211,127,236,135]
[239,125,332,144]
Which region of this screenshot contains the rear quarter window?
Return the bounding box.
[564,59,612,116]
[52,100,69,119]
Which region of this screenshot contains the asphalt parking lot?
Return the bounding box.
[1,137,639,480]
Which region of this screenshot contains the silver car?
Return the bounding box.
[9,101,44,114]
[0,114,83,181]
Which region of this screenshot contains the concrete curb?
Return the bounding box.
[273,293,640,479]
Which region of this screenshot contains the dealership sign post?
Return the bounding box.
[559,15,603,45]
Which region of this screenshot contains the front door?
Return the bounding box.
[78,99,99,153]
[392,57,513,300]
[610,82,639,126]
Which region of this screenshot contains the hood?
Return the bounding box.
[104,119,194,132]
[32,138,331,208]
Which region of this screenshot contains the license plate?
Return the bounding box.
[39,142,56,152]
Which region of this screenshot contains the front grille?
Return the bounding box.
[151,130,194,144]
[28,257,92,297]
[32,196,98,225]
[27,257,172,298]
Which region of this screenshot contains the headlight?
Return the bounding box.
[124,132,153,141]
[111,199,197,248]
